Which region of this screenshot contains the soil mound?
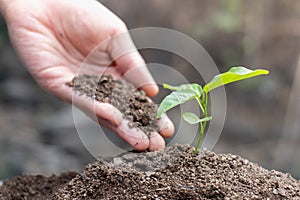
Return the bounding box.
[52,144,300,200]
[1,145,299,199]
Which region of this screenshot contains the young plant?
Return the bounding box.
[156,66,269,155]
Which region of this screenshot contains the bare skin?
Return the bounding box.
[0,0,174,151]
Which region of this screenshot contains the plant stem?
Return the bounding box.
[194,92,209,155]
[194,121,204,155]
[202,92,208,128]
[196,97,205,114]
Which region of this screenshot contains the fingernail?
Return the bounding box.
[142,84,159,97]
[157,113,174,138]
[148,132,165,151]
[157,113,167,130]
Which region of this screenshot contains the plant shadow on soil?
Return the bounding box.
[0,75,299,199]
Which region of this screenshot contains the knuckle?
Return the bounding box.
[111,21,128,36]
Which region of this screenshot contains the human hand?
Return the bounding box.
[0,0,174,151]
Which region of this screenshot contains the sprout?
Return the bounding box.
[157,66,269,155]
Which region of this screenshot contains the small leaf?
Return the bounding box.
[203,66,269,93]
[163,83,203,97]
[157,90,196,118]
[182,112,212,125]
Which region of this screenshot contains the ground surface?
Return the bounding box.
[0,172,77,200]
[0,144,299,199]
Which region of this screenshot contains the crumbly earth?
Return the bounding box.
[51,144,299,200]
[0,145,299,199]
[0,172,77,200]
[66,74,159,135]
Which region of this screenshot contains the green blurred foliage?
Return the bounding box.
[192,0,244,68]
[214,0,242,33]
[194,0,242,38]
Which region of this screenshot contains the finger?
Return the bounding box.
[148,132,165,151]
[144,97,174,138]
[94,102,123,126]
[157,113,175,138]
[58,84,123,126]
[59,80,151,151]
[75,97,123,126]
[66,82,149,151]
[98,118,149,151]
[115,53,159,97]
[109,33,159,97]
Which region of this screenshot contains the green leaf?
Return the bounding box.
[156,90,197,118]
[163,83,203,97]
[182,112,212,125]
[203,66,269,93]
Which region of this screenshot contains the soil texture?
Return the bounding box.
[66,74,159,136]
[0,172,77,200]
[52,144,300,199]
[1,144,300,199]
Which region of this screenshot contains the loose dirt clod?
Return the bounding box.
[66,74,159,136]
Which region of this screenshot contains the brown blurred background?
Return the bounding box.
[0,0,299,180]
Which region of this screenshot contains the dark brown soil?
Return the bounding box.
[1,144,299,199]
[66,74,159,135]
[0,172,78,200]
[52,144,300,199]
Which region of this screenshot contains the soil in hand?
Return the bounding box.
[53,144,300,200]
[66,74,159,136]
[0,172,78,200]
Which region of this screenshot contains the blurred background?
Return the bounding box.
[0,0,299,180]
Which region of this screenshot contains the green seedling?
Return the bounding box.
[157,66,269,155]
